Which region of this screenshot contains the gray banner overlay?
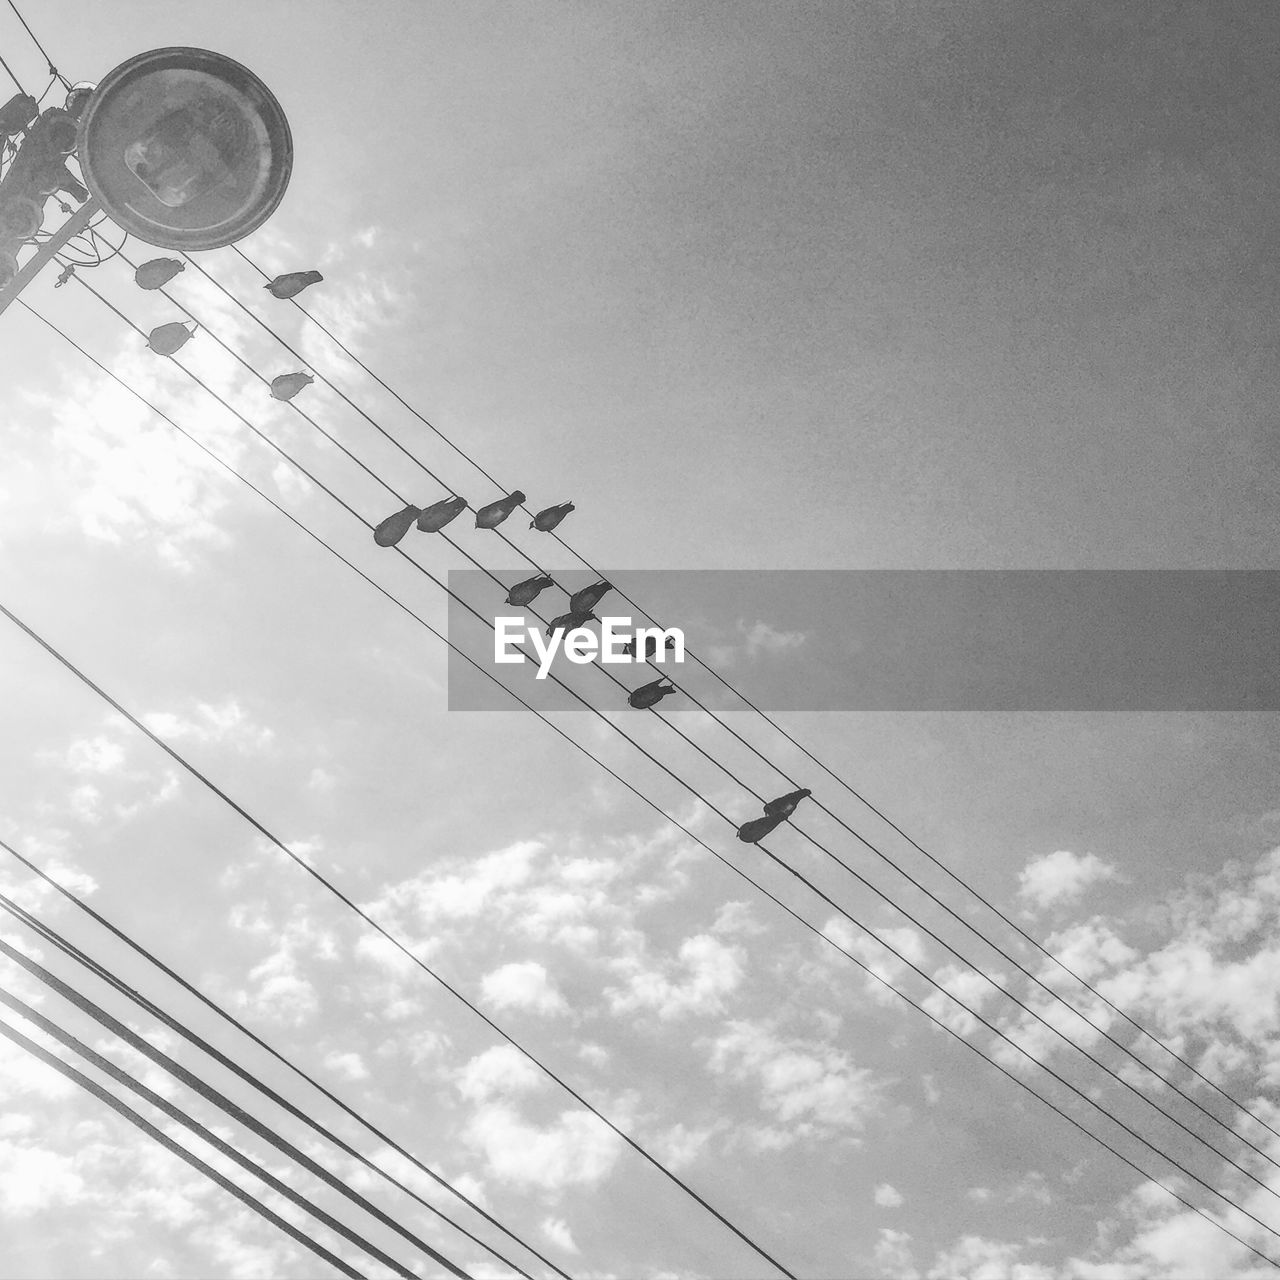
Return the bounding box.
[446,570,1280,711]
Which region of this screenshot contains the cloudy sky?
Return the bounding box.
[3,2,1280,1277]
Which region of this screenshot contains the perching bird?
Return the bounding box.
[762,788,812,818]
[373,503,421,547]
[506,574,555,607]
[270,371,314,401]
[265,270,323,300]
[736,811,788,845]
[627,678,676,710]
[146,321,196,356]
[546,609,597,637]
[620,634,678,659]
[133,258,184,290]
[569,580,612,615]
[475,490,525,530]
[531,502,574,532]
[417,495,467,532]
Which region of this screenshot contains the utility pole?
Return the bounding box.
[0,194,98,316]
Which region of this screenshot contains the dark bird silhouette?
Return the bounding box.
[373,503,421,547]
[620,634,678,659]
[531,502,574,532]
[146,321,196,356]
[628,678,677,710]
[475,490,525,529]
[134,258,185,290]
[762,788,812,818]
[736,811,788,844]
[270,371,314,401]
[546,609,597,636]
[417,495,467,532]
[506,574,556,607]
[265,270,323,300]
[569,580,612,614]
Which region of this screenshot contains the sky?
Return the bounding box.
[2,2,1280,1277]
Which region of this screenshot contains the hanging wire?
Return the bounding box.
[0,1018,366,1280]
[183,249,1280,1171]
[0,935,467,1280]
[5,0,70,87]
[213,241,1280,1157]
[0,47,25,94]
[0,836,566,1280]
[15,300,1280,1272]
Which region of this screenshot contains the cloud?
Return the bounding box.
[142,700,274,752]
[322,1051,368,1082]
[481,961,570,1015]
[708,619,808,669]
[0,1140,87,1217]
[708,1020,882,1142]
[457,1046,545,1103]
[875,1182,905,1207]
[462,1105,623,1191]
[541,1217,580,1255]
[925,1234,1053,1280]
[607,933,744,1019]
[1018,850,1120,911]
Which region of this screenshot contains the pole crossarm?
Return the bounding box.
[0,194,100,315]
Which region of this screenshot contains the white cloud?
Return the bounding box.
[875,1182,905,1207]
[873,1228,919,1280]
[0,1141,87,1216]
[142,700,274,752]
[323,1051,368,1082]
[1019,850,1120,911]
[481,961,570,1015]
[457,1046,545,1103]
[463,1105,623,1190]
[541,1217,580,1255]
[608,933,744,1019]
[709,1020,881,1142]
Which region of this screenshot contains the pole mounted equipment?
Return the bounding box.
[76,47,293,250]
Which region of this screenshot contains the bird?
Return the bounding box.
[627,678,676,710]
[265,270,323,300]
[531,502,574,532]
[270,371,314,401]
[133,258,185,290]
[146,321,196,356]
[546,609,597,637]
[736,811,788,845]
[506,574,556,607]
[416,495,467,532]
[620,634,678,659]
[762,788,812,818]
[373,503,421,547]
[475,490,526,530]
[569,580,612,614]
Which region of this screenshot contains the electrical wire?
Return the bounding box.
[215,240,1280,1158]
[13,305,1280,1269]
[173,250,1280,1177]
[0,872,552,1280]
[0,47,26,94]
[0,935,467,1279]
[0,1016,368,1279]
[5,0,69,87]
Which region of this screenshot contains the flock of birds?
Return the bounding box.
[132,257,814,843]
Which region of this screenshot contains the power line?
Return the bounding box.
[19,298,1279,1265]
[0,1016,368,1279]
[0,47,25,94]
[0,935,468,1280]
[152,250,1280,1182]
[5,0,69,85]
[210,240,1280,1162]
[0,864,555,1280]
[0,579,798,1280]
